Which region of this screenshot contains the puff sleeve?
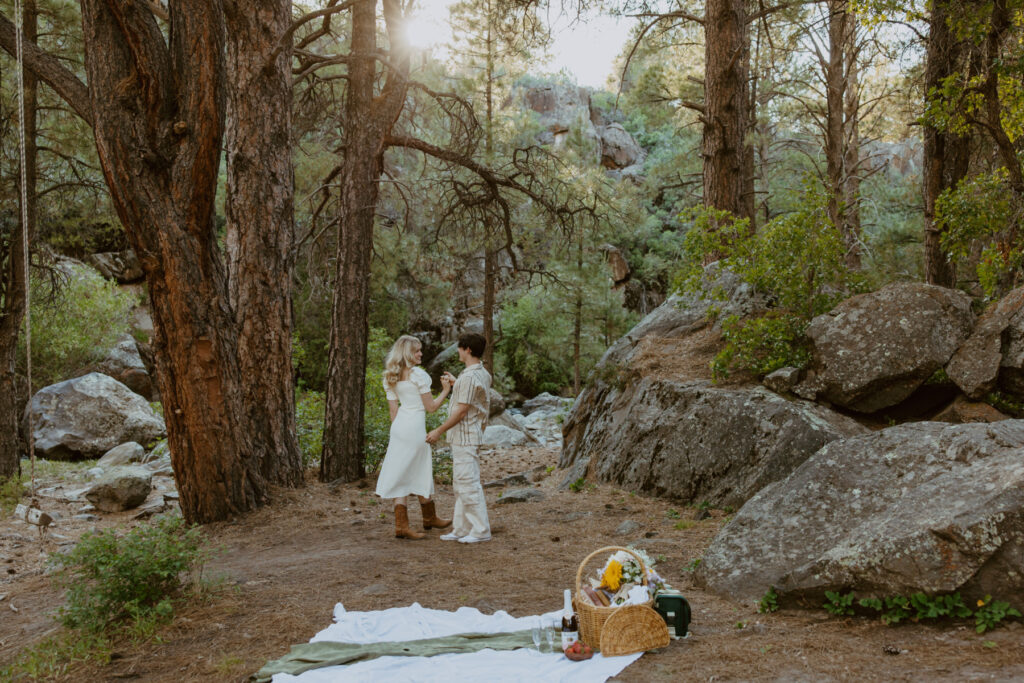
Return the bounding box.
[383,374,398,401]
[412,367,432,393]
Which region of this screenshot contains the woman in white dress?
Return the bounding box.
[377,335,453,539]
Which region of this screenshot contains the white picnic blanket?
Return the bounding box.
[271,602,643,682]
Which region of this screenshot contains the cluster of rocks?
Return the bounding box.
[34,438,177,520]
[560,269,1024,607]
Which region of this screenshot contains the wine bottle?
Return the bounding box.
[561,589,579,650]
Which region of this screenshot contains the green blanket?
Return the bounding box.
[252,630,535,682]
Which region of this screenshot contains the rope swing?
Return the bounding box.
[12,0,47,532]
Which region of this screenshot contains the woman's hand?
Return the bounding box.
[440,375,452,389]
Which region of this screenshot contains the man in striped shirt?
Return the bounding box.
[426,333,492,543]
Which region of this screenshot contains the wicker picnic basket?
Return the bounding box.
[600,605,671,656]
[573,546,656,649]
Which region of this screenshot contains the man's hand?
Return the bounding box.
[426,429,442,444]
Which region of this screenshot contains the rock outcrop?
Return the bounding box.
[795,283,974,412]
[25,373,166,460]
[559,269,863,506]
[697,421,1024,604]
[561,379,866,507]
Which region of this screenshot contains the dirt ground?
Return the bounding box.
[2,445,1023,682]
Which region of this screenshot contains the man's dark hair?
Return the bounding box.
[458,332,486,359]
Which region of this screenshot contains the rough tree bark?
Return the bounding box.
[0,0,36,481]
[825,0,862,269]
[321,0,409,482]
[703,0,751,220]
[80,0,266,522]
[923,0,970,287]
[223,0,303,487]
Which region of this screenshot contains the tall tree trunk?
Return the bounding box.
[81,0,266,523]
[0,0,36,481]
[842,23,862,270]
[825,2,846,238]
[923,0,970,287]
[321,0,408,482]
[224,0,303,487]
[703,0,750,220]
[825,1,863,269]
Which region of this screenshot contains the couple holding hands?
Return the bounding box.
[375,333,492,544]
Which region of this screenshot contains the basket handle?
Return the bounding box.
[575,546,648,594]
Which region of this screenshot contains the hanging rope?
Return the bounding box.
[13,0,37,501]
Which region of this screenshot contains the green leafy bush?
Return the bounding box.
[758,587,779,614]
[975,596,1022,633]
[498,293,573,396]
[675,186,860,379]
[937,169,1023,297]
[19,263,136,389]
[50,515,208,633]
[823,590,856,616]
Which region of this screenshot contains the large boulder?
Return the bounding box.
[560,379,866,508]
[795,283,974,412]
[697,421,1024,604]
[25,373,166,460]
[599,123,644,169]
[85,465,153,512]
[947,287,1024,399]
[94,337,154,400]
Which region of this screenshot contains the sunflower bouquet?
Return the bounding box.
[579,547,668,607]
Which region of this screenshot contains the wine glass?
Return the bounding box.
[531,617,544,652]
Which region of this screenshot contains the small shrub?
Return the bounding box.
[823,590,856,616]
[569,477,586,493]
[665,508,681,519]
[50,515,209,633]
[975,596,1022,633]
[759,587,779,614]
[674,520,694,530]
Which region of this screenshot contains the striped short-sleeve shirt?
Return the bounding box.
[448,363,491,446]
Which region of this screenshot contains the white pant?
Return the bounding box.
[451,444,490,538]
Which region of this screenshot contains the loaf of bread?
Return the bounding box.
[581,585,602,605]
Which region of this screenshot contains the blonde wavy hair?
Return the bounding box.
[383,335,422,387]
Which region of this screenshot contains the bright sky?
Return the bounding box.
[408,2,636,89]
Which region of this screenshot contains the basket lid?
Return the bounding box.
[598,605,671,656]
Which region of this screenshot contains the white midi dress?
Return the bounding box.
[375,366,435,499]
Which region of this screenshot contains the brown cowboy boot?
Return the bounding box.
[394,504,425,540]
[420,499,452,531]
